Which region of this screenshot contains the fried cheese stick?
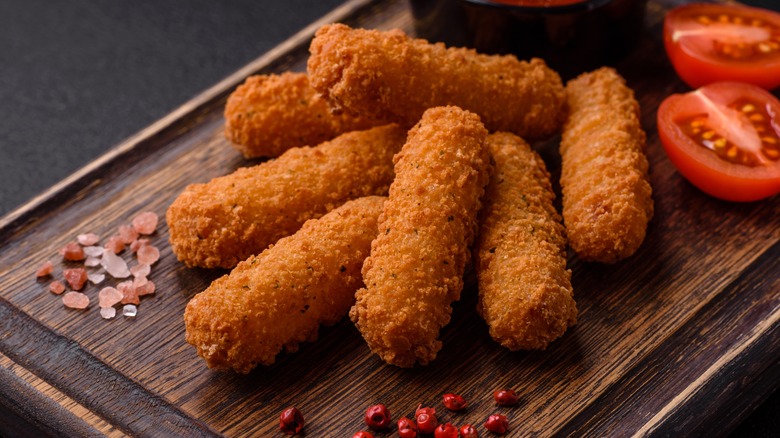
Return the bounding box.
[350,106,491,367]
[560,67,653,263]
[185,196,385,373]
[224,72,383,158]
[476,132,577,350]
[307,23,565,140]
[167,124,405,269]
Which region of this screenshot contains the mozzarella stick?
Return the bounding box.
[476,132,577,350]
[307,23,565,140]
[350,106,491,367]
[167,124,405,269]
[185,196,385,373]
[224,72,383,158]
[560,67,653,263]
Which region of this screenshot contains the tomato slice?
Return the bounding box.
[657,82,780,202]
[664,3,780,90]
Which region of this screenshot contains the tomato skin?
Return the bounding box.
[656,83,780,202]
[664,3,780,90]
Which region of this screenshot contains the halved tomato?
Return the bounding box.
[657,82,780,202]
[664,3,780,90]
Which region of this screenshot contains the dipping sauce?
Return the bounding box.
[487,0,588,6]
[409,0,647,79]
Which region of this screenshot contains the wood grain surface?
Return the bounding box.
[0,0,778,436]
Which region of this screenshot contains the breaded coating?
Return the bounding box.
[560,67,653,263]
[167,124,405,269]
[307,23,565,140]
[185,196,385,373]
[224,72,383,158]
[475,132,577,351]
[350,106,491,367]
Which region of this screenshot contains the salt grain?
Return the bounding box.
[49,281,66,295]
[133,275,148,288]
[84,256,102,267]
[83,245,104,258]
[118,225,139,244]
[36,260,54,277]
[62,292,89,309]
[98,287,123,308]
[101,251,131,278]
[77,233,100,246]
[132,212,158,235]
[104,235,125,254]
[130,263,150,278]
[63,268,88,291]
[88,272,105,284]
[117,280,140,305]
[136,280,156,296]
[100,307,117,319]
[137,244,160,265]
[59,242,85,261]
[130,238,150,253]
[123,304,138,317]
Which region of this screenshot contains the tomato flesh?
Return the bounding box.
[664,3,780,90]
[657,82,780,202]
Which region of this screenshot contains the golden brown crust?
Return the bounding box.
[167,124,406,269]
[224,72,383,158]
[475,132,577,351]
[184,196,385,373]
[350,106,491,367]
[307,23,565,140]
[560,67,654,263]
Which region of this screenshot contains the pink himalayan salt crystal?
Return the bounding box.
[130,238,150,253]
[59,242,85,261]
[98,287,123,308]
[101,251,131,278]
[62,292,89,309]
[117,281,140,305]
[136,280,156,297]
[100,307,117,319]
[88,272,105,285]
[132,211,158,235]
[117,225,139,244]
[83,246,104,258]
[36,260,54,277]
[63,268,88,291]
[104,235,125,254]
[77,233,100,246]
[84,256,102,267]
[137,244,160,266]
[133,275,148,288]
[49,280,66,295]
[130,263,150,278]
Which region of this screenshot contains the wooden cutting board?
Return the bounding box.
[0,0,777,436]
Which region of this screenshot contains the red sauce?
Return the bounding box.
[488,0,588,6]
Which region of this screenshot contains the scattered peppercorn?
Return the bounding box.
[365,404,392,430]
[397,416,418,438]
[415,405,438,435]
[493,389,519,407]
[484,414,509,435]
[415,404,436,418]
[442,393,467,411]
[352,432,374,438]
[460,424,479,438]
[434,422,459,438]
[279,407,304,435]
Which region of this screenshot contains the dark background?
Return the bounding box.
[0,0,776,436]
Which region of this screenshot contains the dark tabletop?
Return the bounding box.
[0,0,777,436]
